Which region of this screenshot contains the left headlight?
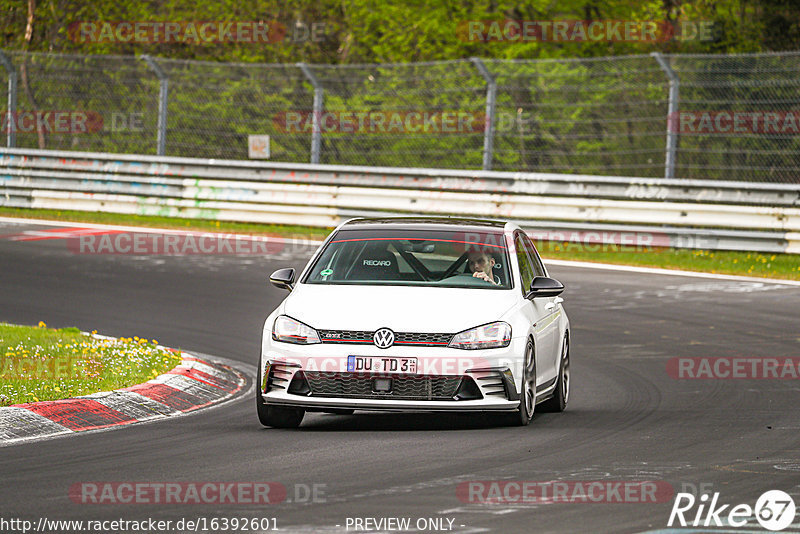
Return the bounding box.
[448,321,511,350]
[272,315,321,345]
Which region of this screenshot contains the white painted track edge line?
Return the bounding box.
[544,258,800,286]
[0,216,325,245]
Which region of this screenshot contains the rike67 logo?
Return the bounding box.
[669,490,796,531]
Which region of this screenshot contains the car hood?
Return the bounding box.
[283,284,519,333]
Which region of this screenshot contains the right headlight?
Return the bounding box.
[448,321,511,350]
[272,315,321,345]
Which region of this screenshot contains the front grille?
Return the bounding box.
[396,332,452,345]
[319,330,452,347]
[303,371,463,400]
[319,330,372,343]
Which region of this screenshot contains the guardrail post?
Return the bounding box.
[140,55,168,156]
[471,57,497,171]
[0,50,17,148]
[652,52,680,179]
[298,63,324,164]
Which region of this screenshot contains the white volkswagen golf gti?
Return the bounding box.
[257,217,570,428]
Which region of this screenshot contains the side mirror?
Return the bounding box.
[269,268,295,291]
[527,276,564,298]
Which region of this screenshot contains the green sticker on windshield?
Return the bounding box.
[320,269,333,276]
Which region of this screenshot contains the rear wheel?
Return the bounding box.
[507,338,535,426]
[541,335,569,413]
[256,389,305,428]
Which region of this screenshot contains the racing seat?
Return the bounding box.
[349,244,400,280]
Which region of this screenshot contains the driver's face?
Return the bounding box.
[467,252,495,276]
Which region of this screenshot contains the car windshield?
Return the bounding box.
[304,229,512,289]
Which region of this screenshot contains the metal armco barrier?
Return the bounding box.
[2,147,799,254]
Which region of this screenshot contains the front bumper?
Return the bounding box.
[259,336,526,412]
[262,390,519,412]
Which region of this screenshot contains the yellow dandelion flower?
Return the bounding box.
[38,321,46,328]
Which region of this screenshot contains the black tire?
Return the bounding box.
[323,409,355,415]
[256,389,305,428]
[540,335,570,413]
[507,338,535,426]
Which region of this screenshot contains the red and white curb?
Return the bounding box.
[0,352,245,446]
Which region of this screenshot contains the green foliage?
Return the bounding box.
[1,1,797,180]
[1,0,797,63]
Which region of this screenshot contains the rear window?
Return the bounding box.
[303,229,512,289]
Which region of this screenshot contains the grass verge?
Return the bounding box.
[536,242,800,281]
[0,207,332,240]
[0,322,183,406]
[1,208,798,281]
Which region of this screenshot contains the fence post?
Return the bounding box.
[652,52,680,179]
[0,50,17,148]
[298,63,323,164]
[140,55,168,156]
[470,57,497,171]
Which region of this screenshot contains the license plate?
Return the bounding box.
[347,356,417,374]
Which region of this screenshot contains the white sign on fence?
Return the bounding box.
[248,135,270,159]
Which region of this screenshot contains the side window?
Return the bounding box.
[514,233,535,294]
[521,233,546,277]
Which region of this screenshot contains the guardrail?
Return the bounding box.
[2,147,799,254]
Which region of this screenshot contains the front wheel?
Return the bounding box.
[507,338,535,426]
[540,335,569,413]
[256,389,305,428]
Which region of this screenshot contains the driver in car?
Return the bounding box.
[467,250,499,285]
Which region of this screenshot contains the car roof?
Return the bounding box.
[339,217,509,233]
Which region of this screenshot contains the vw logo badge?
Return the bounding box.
[373,328,395,349]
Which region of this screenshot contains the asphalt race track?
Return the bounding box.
[2,219,800,533]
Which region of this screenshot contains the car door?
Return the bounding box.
[513,232,558,389]
[520,232,562,388]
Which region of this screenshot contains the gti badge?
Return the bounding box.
[373,328,395,349]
